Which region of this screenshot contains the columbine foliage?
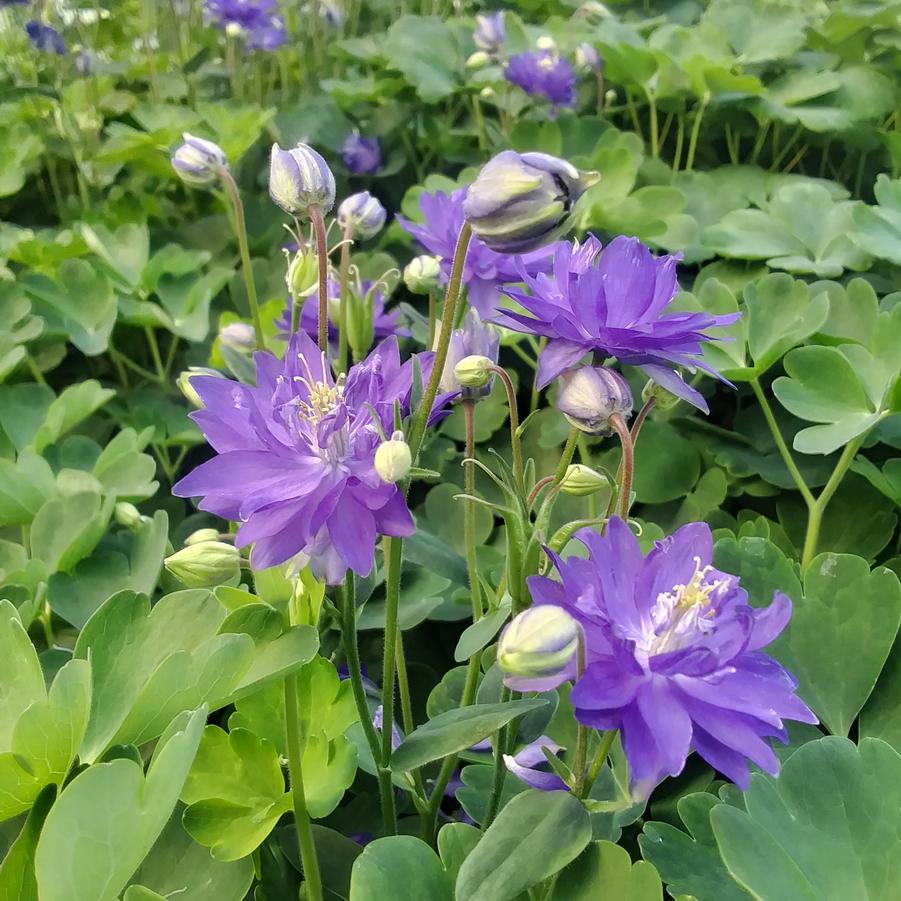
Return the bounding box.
[0,1,900,899]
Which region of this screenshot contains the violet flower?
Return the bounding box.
[25,20,66,54]
[506,51,576,108]
[503,736,568,792]
[173,332,450,584]
[203,0,286,50]
[502,235,739,411]
[276,278,408,346]
[438,310,499,397]
[518,518,817,798]
[397,187,556,318]
[341,133,381,175]
[473,10,505,54]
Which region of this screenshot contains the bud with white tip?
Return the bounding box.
[219,322,256,352]
[172,133,228,187]
[466,50,491,68]
[185,528,222,546]
[535,35,557,52]
[555,365,632,435]
[337,191,387,240]
[374,431,412,484]
[269,142,336,219]
[559,464,609,497]
[165,541,240,588]
[498,606,581,689]
[403,255,442,295]
[114,502,145,531]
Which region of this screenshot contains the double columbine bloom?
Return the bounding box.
[506,50,577,108]
[502,234,739,411]
[174,331,449,584]
[507,518,816,798]
[203,0,287,50]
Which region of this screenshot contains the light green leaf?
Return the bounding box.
[30,490,115,572]
[34,707,207,901]
[456,789,592,901]
[79,221,150,290]
[852,175,901,265]
[710,737,901,900]
[552,840,663,900]
[391,700,546,773]
[437,822,481,885]
[350,836,453,901]
[31,379,116,454]
[383,17,463,104]
[0,785,55,901]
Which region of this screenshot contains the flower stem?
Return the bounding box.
[337,224,353,373]
[684,94,708,172]
[801,434,866,572]
[220,169,264,350]
[379,537,403,836]
[553,427,580,484]
[428,292,437,347]
[750,379,814,508]
[339,573,397,834]
[483,685,512,829]
[488,365,525,494]
[309,204,330,355]
[609,413,634,520]
[284,672,324,901]
[406,224,473,462]
[463,400,484,620]
[581,730,616,799]
[572,638,589,795]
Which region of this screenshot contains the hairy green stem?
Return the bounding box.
[581,730,616,799]
[483,685,513,829]
[553,427,580,484]
[220,169,264,350]
[285,673,324,901]
[609,413,634,520]
[337,225,353,373]
[684,95,709,172]
[379,537,403,836]
[572,638,589,795]
[488,365,524,494]
[309,204,330,354]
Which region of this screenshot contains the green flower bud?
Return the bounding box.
[184,528,221,546]
[403,255,442,295]
[559,464,609,497]
[535,35,557,52]
[466,50,491,68]
[641,378,681,411]
[114,501,145,531]
[463,151,599,253]
[287,247,320,299]
[498,606,581,680]
[177,367,224,408]
[165,541,240,588]
[374,430,412,484]
[556,365,632,435]
[269,142,336,219]
[453,354,494,390]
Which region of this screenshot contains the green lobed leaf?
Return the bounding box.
[349,836,452,901]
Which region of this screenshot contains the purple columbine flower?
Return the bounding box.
[25,20,66,54]
[276,278,408,346]
[397,188,557,318]
[341,133,381,175]
[503,736,568,792]
[439,309,500,397]
[203,0,286,50]
[506,51,576,108]
[517,518,817,798]
[173,332,451,584]
[501,235,740,411]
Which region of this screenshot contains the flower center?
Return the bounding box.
[635,557,723,659]
[297,377,344,423]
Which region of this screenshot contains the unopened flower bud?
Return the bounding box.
[172,133,227,187]
[463,151,599,253]
[604,88,617,107]
[439,310,500,397]
[574,1,612,23]
[454,355,494,390]
[403,255,442,295]
[337,191,387,240]
[556,365,632,435]
[473,10,505,53]
[535,35,557,52]
[219,322,255,352]
[480,87,496,100]
[269,142,336,218]
[177,367,224,408]
[466,50,491,68]
[575,42,603,73]
[114,502,145,531]
[185,528,221,546]
[165,541,240,588]
[559,464,609,497]
[498,606,580,680]
[374,431,412,484]
[641,379,681,411]
[287,247,320,299]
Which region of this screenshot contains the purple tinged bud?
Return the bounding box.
[218,322,256,352]
[575,42,603,73]
[172,132,228,187]
[438,309,500,397]
[341,132,381,176]
[25,20,66,55]
[337,191,387,239]
[498,606,581,682]
[463,150,599,254]
[269,142,336,218]
[555,365,632,435]
[473,10,505,53]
